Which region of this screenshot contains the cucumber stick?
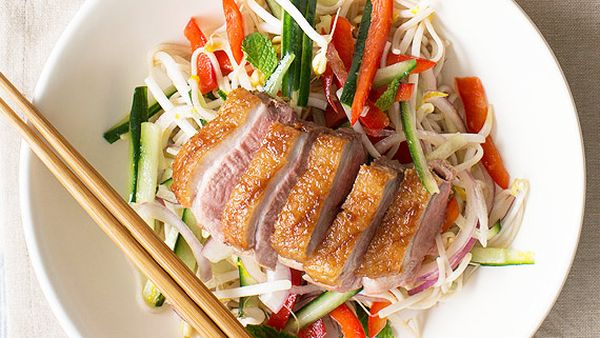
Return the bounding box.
[264,53,296,97]
[135,122,161,205]
[266,0,283,19]
[339,0,372,106]
[143,209,201,307]
[297,0,317,107]
[285,289,361,332]
[471,247,535,266]
[281,0,302,98]
[237,258,258,317]
[373,59,417,87]
[400,101,439,194]
[128,87,148,203]
[104,86,176,144]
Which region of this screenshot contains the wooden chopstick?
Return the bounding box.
[0,73,250,338]
[0,95,225,337]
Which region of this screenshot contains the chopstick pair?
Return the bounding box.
[0,72,250,338]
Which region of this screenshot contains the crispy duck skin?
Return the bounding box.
[358,161,455,293]
[172,89,295,240]
[271,129,366,266]
[221,122,321,268]
[303,159,402,290]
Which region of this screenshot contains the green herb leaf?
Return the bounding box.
[374,77,402,111]
[242,32,278,78]
[376,321,395,338]
[245,325,296,338]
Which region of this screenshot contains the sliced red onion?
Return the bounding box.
[201,237,233,263]
[416,172,480,282]
[134,202,212,281]
[407,278,437,296]
[259,262,292,313]
[241,255,267,283]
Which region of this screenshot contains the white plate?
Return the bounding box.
[20,0,585,337]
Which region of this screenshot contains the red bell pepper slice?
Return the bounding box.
[386,53,436,74]
[184,18,218,94]
[330,303,366,338]
[298,319,327,338]
[455,77,510,189]
[266,269,304,330]
[361,102,390,130]
[396,83,415,101]
[222,0,245,64]
[215,51,234,75]
[350,0,393,125]
[368,301,390,337]
[331,17,356,70]
[442,196,459,233]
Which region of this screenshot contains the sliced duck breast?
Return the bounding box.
[271,128,367,267]
[221,122,324,268]
[172,89,295,240]
[303,159,403,291]
[358,160,455,294]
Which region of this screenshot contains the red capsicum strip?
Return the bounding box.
[266,269,304,330]
[330,303,366,338]
[368,301,390,337]
[442,196,459,233]
[455,77,510,189]
[361,102,390,130]
[350,0,393,125]
[298,319,327,338]
[222,0,245,64]
[331,17,356,70]
[386,53,437,73]
[184,18,218,94]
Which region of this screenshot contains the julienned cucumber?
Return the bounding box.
[373,59,417,87]
[264,53,296,97]
[296,0,317,107]
[339,0,372,106]
[285,289,361,332]
[400,101,439,194]
[266,0,283,19]
[135,122,161,206]
[104,86,176,144]
[487,221,501,240]
[128,87,148,203]
[237,257,258,317]
[471,247,535,266]
[143,209,200,307]
[281,0,304,98]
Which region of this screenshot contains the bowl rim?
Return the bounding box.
[18,0,586,337]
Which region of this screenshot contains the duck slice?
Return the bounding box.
[303,159,403,291]
[221,122,324,268]
[172,89,295,240]
[271,128,367,267]
[358,160,455,294]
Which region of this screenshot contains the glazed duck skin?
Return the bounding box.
[221,122,322,268]
[172,89,295,240]
[303,159,402,290]
[271,129,366,267]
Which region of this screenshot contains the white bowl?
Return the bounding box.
[20,0,585,337]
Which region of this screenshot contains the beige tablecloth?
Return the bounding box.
[0,1,597,337]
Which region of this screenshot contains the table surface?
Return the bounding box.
[0,1,598,337]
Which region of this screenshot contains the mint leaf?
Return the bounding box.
[376,321,394,338]
[375,77,402,111]
[245,325,296,338]
[242,32,278,78]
